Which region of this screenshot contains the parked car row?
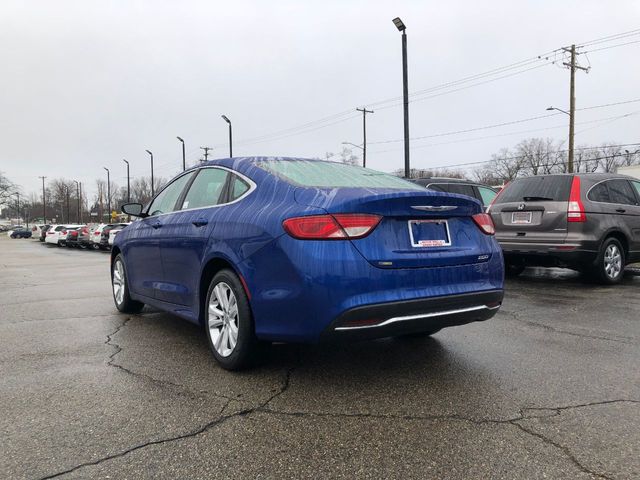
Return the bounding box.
[35,223,131,249]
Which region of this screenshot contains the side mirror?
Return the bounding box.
[121,203,147,217]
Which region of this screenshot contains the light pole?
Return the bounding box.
[39,176,46,223]
[123,159,130,203]
[11,192,20,222]
[392,17,410,178]
[146,150,154,197]
[221,115,233,157]
[73,180,80,222]
[104,167,111,221]
[546,106,572,172]
[176,137,186,171]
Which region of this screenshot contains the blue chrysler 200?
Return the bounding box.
[112,157,504,370]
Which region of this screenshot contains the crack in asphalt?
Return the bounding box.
[38,364,296,480]
[104,316,237,402]
[499,308,637,345]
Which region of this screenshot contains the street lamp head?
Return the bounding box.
[392,17,406,32]
[145,149,152,156]
[176,136,184,143]
[546,106,555,111]
[221,115,231,124]
[123,159,129,165]
[103,167,109,173]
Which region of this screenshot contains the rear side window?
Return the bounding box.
[260,159,423,190]
[229,175,250,201]
[632,180,640,198]
[588,182,611,203]
[498,176,572,203]
[478,186,498,206]
[181,168,229,210]
[608,179,637,205]
[443,183,476,198]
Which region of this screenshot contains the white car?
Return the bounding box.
[108,224,130,246]
[89,223,112,249]
[45,225,84,246]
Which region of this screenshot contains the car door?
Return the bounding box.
[156,167,231,306]
[125,171,195,299]
[607,179,640,256]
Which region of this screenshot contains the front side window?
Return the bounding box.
[608,179,637,205]
[148,172,195,216]
[260,159,423,190]
[181,168,229,210]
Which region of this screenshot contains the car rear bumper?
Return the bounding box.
[320,290,503,341]
[499,240,598,267]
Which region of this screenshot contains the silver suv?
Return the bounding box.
[489,173,640,284]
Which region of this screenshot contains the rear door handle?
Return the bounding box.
[192,218,209,227]
[615,208,626,213]
[151,221,163,229]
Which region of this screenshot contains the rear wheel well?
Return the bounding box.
[604,231,628,260]
[110,246,121,265]
[199,257,241,324]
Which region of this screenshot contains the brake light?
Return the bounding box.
[472,213,495,235]
[283,214,382,240]
[94,231,100,235]
[567,176,586,222]
[486,181,509,212]
[61,230,67,235]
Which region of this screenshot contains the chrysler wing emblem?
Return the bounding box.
[411,205,458,212]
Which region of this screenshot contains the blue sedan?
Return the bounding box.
[113,157,504,369]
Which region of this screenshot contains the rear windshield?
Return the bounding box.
[259,159,423,190]
[498,176,572,203]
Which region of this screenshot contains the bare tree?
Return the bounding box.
[0,171,16,207]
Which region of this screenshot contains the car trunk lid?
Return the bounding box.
[295,188,493,268]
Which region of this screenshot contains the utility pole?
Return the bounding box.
[562,44,589,173]
[200,146,213,163]
[79,182,82,223]
[356,107,374,168]
[39,176,46,223]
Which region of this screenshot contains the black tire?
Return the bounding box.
[111,254,144,313]
[204,269,267,370]
[505,263,525,277]
[591,237,625,285]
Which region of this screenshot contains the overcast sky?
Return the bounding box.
[1,0,639,201]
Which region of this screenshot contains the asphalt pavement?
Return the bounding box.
[1,236,638,479]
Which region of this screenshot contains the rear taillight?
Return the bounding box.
[567,176,586,222]
[61,230,67,235]
[94,231,100,235]
[283,214,382,240]
[472,213,495,235]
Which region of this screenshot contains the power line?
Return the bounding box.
[582,39,640,54]
[424,143,640,171]
[368,112,640,154]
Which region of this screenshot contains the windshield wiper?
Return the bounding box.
[523,196,553,201]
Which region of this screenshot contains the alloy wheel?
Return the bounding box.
[208,282,239,357]
[604,244,622,279]
[112,260,125,305]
